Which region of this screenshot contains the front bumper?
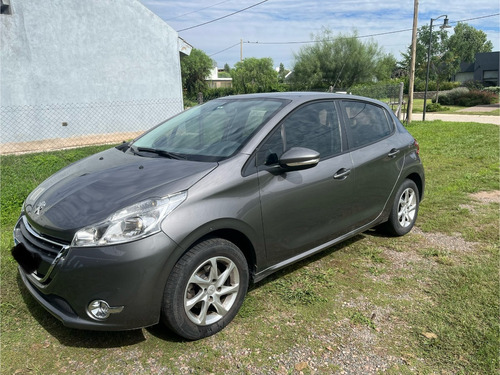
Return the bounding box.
[13,215,179,331]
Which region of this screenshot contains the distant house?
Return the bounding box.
[206,67,233,89]
[1,0,190,148]
[453,51,499,87]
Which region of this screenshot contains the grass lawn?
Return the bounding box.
[1,121,499,374]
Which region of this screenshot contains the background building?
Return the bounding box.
[454,51,499,87]
[206,67,233,89]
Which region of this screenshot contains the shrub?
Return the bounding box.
[483,86,500,95]
[463,80,484,91]
[412,79,460,93]
[455,90,498,106]
[437,87,469,105]
[183,97,198,109]
[413,78,431,92]
[437,87,498,106]
[202,87,236,101]
[426,103,449,112]
[439,81,461,91]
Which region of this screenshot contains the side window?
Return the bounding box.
[342,101,393,149]
[257,101,342,166]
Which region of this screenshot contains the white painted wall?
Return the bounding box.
[1,0,184,144]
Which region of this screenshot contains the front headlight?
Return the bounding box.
[71,191,187,247]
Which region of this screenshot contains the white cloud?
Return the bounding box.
[140,0,500,68]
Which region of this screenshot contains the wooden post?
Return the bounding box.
[407,0,419,123]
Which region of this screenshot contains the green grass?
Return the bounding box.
[407,121,499,235]
[1,122,499,374]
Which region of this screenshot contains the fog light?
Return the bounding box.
[87,300,124,321]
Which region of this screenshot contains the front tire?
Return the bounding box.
[383,179,420,236]
[161,238,249,340]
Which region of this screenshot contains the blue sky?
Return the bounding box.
[140,0,500,69]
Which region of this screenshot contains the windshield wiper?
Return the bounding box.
[132,146,186,160]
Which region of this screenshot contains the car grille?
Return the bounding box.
[14,216,69,282]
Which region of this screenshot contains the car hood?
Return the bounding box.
[24,147,217,241]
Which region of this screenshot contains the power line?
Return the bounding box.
[453,13,500,23]
[209,42,240,57]
[428,13,500,30]
[210,29,414,56]
[208,12,499,58]
[166,0,234,21]
[241,13,500,45]
[244,28,414,45]
[177,0,268,32]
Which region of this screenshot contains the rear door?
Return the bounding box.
[340,100,405,228]
[256,101,356,266]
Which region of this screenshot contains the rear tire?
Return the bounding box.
[161,238,248,340]
[383,179,419,236]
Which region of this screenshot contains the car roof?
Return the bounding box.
[219,91,385,106]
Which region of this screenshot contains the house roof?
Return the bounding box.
[459,62,475,73]
[178,37,193,56]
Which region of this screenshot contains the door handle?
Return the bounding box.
[333,168,351,180]
[388,148,400,158]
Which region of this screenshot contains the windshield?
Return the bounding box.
[131,98,287,162]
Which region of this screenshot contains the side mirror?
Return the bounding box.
[279,147,320,171]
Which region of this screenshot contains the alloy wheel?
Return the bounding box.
[397,187,417,228]
[184,256,240,326]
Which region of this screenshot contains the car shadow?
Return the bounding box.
[15,232,369,348]
[249,233,366,290]
[363,227,388,237]
[15,273,186,348]
[144,323,188,342]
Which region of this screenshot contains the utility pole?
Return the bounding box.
[407,0,418,123]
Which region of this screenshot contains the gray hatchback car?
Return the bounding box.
[12,92,424,340]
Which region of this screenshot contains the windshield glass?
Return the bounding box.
[132,98,287,162]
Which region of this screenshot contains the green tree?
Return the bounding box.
[399,23,493,88]
[399,25,449,82]
[447,23,493,63]
[433,50,459,102]
[224,63,231,73]
[375,54,398,81]
[218,71,231,78]
[278,63,290,83]
[230,57,279,93]
[290,28,390,90]
[180,48,213,98]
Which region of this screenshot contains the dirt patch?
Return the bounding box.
[304,319,403,374]
[412,227,478,253]
[469,190,500,204]
[382,246,432,271]
[1,131,143,155]
[461,191,500,213]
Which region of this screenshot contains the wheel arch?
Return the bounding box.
[378,170,424,226]
[178,226,258,284]
[405,172,424,201]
